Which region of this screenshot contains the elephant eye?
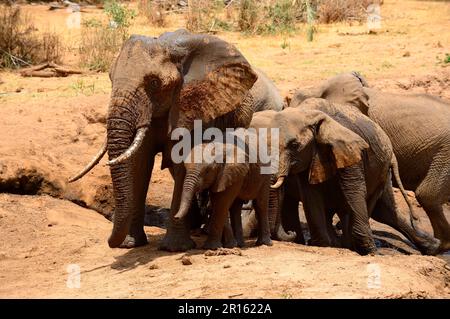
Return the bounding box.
[147,78,161,90]
[288,140,300,149]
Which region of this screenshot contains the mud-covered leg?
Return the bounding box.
[222,218,237,248]
[281,195,304,244]
[254,182,272,246]
[119,155,154,248]
[204,188,240,250]
[299,181,335,247]
[339,163,377,255]
[414,152,450,252]
[372,179,441,256]
[159,164,196,252]
[230,199,245,247]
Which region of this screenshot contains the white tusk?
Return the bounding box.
[270,176,285,189]
[107,127,148,166]
[68,140,107,183]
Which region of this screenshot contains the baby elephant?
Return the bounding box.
[174,132,273,250]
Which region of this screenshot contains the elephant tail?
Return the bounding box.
[390,155,420,227]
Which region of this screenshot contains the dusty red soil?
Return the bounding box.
[0,0,449,298]
[0,70,449,298]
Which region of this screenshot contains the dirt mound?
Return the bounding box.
[0,193,448,298]
[372,69,450,101]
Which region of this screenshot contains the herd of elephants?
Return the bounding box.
[69,29,450,256]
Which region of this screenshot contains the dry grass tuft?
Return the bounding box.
[0,5,64,69]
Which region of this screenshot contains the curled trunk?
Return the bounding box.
[268,177,296,242]
[174,171,200,220]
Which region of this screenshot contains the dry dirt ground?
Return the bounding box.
[0,1,450,298]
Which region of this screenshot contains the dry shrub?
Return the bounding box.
[138,0,166,27]
[79,21,125,72]
[38,32,63,64]
[186,0,229,33]
[0,5,63,68]
[316,0,380,24]
[238,0,300,35]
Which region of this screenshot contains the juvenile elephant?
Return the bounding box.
[269,99,440,255]
[291,72,450,252]
[69,29,259,251]
[173,132,273,250]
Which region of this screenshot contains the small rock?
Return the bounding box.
[223,264,231,269]
[15,87,23,93]
[403,51,411,57]
[181,255,192,265]
[149,263,159,270]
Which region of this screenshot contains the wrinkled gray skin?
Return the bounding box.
[251,69,285,112]
[173,138,273,250]
[292,72,450,252]
[247,111,296,242]
[72,29,260,251]
[268,100,440,255]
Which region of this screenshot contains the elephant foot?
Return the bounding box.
[236,239,245,248]
[159,231,196,252]
[119,233,148,248]
[203,239,223,250]
[356,245,377,256]
[416,237,441,256]
[255,236,273,247]
[222,237,238,249]
[438,239,450,254]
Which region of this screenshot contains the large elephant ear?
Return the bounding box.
[307,112,369,184]
[163,30,258,131]
[319,72,369,115]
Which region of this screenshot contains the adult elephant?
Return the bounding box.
[290,72,450,252]
[270,99,440,255]
[69,30,259,251]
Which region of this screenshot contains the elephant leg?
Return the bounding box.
[204,188,240,250]
[300,185,335,247]
[372,180,441,256]
[281,193,304,244]
[254,184,273,246]
[119,153,154,248]
[338,212,352,249]
[159,164,196,252]
[414,153,450,252]
[222,218,238,248]
[338,163,377,255]
[230,199,245,247]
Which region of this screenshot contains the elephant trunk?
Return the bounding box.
[174,170,200,220]
[107,85,152,248]
[268,180,296,242]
